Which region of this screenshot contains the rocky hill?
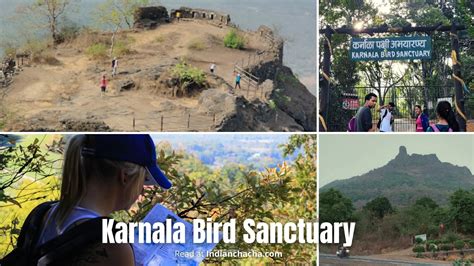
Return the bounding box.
[321,146,474,207]
[1,6,316,132]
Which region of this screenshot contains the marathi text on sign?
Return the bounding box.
[350,36,432,61]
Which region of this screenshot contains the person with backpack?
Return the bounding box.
[377,102,395,132]
[427,101,460,132]
[0,134,172,266]
[348,93,377,132]
[111,57,118,77]
[414,105,429,132]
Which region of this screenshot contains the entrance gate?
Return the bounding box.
[319,24,470,132]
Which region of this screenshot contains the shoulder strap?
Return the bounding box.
[0,201,57,266]
[431,124,440,132]
[382,109,388,119]
[36,217,110,265]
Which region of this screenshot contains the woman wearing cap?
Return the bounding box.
[13,134,171,265]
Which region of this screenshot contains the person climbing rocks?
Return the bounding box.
[111,57,118,77]
[100,74,108,97]
[235,73,241,90]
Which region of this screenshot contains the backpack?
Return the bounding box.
[430,124,453,132]
[0,201,108,266]
[347,116,357,132]
[377,109,389,129]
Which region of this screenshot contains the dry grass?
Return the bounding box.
[31,53,61,65]
[187,39,207,50]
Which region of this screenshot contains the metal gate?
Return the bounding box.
[327,85,473,132]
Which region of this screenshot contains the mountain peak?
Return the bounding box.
[322,145,474,207]
[399,146,408,156]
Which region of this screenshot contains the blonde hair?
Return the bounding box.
[57,135,147,226]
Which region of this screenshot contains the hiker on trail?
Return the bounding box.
[100,75,108,97]
[377,102,395,132]
[111,57,118,77]
[354,93,377,132]
[0,135,172,266]
[235,73,241,90]
[427,101,460,132]
[414,105,429,132]
[210,63,216,74]
[176,11,181,22]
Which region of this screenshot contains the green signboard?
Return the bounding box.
[350,36,432,61]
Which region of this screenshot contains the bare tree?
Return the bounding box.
[18,0,77,45]
[95,0,158,58]
[360,61,410,105]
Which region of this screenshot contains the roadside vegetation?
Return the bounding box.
[320,188,474,262]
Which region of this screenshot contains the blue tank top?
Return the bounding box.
[36,203,101,246]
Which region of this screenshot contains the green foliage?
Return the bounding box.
[454,240,465,250]
[96,0,157,30]
[415,237,424,244]
[453,259,473,266]
[428,243,438,252]
[440,243,454,251]
[171,61,206,87]
[449,189,474,234]
[320,188,354,223]
[224,29,245,50]
[444,232,461,243]
[113,40,132,56]
[412,245,425,253]
[85,43,108,59]
[0,134,315,263]
[128,135,316,263]
[414,197,439,209]
[469,240,474,248]
[0,135,61,256]
[363,197,394,219]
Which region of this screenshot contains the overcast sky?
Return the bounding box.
[319,134,474,187]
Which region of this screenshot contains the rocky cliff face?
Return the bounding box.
[322,146,474,207]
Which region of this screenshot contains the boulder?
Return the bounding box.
[117,79,135,91]
[134,6,169,29]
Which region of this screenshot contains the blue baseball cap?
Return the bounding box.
[81,134,172,189]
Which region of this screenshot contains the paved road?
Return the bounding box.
[320,254,449,266]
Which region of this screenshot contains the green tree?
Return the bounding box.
[125,135,317,263]
[364,197,394,219]
[448,189,474,234]
[414,196,439,210]
[95,0,157,57]
[319,188,354,223]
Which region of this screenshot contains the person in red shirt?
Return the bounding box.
[100,75,108,97]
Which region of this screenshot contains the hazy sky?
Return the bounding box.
[320,134,474,187]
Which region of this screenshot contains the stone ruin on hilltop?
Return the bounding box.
[133,6,231,29]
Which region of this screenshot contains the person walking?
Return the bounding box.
[414,105,429,132]
[427,101,460,132]
[234,73,241,90]
[111,57,118,77]
[354,93,377,132]
[100,75,108,97]
[377,102,395,132]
